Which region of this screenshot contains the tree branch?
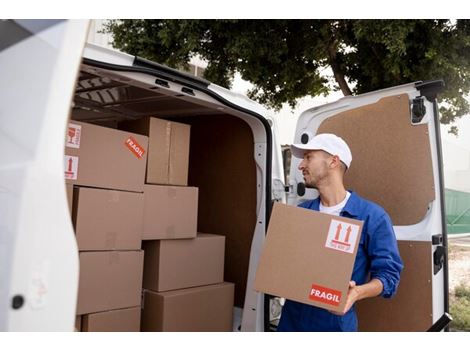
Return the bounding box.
[327,45,352,96]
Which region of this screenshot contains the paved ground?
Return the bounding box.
[448,235,470,291]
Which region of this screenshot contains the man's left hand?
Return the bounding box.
[330,280,359,316]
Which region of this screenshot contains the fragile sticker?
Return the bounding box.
[124,136,145,159]
[66,123,81,149]
[64,155,79,180]
[325,219,360,254]
[309,284,342,307]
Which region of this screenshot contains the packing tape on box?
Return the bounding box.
[108,251,120,265]
[106,232,117,249]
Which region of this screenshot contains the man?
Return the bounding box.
[277,133,403,332]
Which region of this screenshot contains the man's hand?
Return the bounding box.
[329,278,384,316]
[330,281,359,316]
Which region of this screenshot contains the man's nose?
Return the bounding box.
[298,160,305,171]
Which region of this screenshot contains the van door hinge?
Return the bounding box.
[411,96,427,124]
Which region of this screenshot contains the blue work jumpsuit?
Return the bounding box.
[277,191,404,332]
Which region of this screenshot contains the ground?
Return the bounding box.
[448,236,470,331]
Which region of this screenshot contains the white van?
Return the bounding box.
[0,19,450,332]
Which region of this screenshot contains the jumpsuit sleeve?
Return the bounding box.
[367,212,404,298]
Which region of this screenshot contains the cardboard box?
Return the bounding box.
[143,233,225,292]
[77,251,144,315]
[66,184,74,216]
[81,306,141,332]
[75,315,81,332]
[65,120,148,192]
[73,187,143,251]
[254,203,363,313]
[142,185,198,240]
[119,117,190,186]
[141,282,234,332]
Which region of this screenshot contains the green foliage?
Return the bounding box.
[450,283,470,331]
[104,20,470,131]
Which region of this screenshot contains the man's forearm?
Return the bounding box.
[354,278,383,301]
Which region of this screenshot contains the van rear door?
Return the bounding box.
[288,81,450,331]
[0,20,90,331]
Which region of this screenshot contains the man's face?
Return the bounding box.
[298,150,331,188]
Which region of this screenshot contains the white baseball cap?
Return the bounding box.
[291,133,352,169]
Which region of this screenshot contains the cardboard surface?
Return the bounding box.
[119,117,190,186]
[186,114,256,308]
[254,203,363,312]
[75,315,81,332]
[142,184,198,240]
[66,184,74,216]
[143,233,225,292]
[317,94,435,226]
[356,241,433,331]
[81,306,141,332]
[73,187,143,251]
[65,120,148,192]
[76,251,144,315]
[141,282,234,332]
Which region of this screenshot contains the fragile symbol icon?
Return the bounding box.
[325,219,360,254]
[124,136,146,159]
[64,155,79,180]
[66,123,81,149]
[308,284,342,307]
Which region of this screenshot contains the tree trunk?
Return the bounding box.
[327,46,352,96]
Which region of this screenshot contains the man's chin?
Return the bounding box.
[303,181,318,189]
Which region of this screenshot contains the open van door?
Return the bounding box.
[287,81,450,331]
[0,20,90,331]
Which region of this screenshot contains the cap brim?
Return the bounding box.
[290,144,310,159]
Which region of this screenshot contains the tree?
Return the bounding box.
[104,20,470,133]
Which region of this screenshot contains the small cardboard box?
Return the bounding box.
[119,117,190,186]
[142,184,198,240]
[76,251,144,315]
[72,187,143,251]
[81,306,141,332]
[142,233,225,292]
[65,120,148,192]
[141,282,234,332]
[254,203,363,313]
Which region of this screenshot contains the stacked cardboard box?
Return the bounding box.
[65,120,147,332]
[120,117,235,332]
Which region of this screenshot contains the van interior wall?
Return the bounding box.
[173,114,257,309]
[317,94,436,331]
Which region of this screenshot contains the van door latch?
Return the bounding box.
[411,96,426,124]
[433,245,445,275]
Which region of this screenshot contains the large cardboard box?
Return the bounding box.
[254,203,363,313]
[73,187,143,251]
[143,234,225,292]
[142,184,198,240]
[81,306,141,332]
[77,251,144,315]
[119,117,190,186]
[141,282,234,332]
[64,120,148,192]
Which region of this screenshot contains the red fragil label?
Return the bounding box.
[308,284,342,307]
[124,136,145,159]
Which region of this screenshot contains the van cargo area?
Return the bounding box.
[69,63,269,330]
